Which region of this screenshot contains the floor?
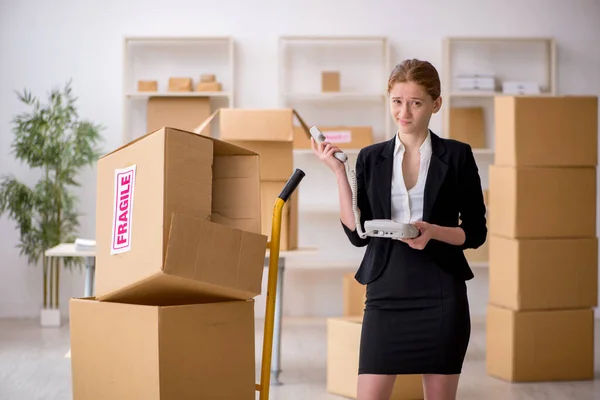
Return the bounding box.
[1,317,600,400]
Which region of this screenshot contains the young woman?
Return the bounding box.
[311,59,487,400]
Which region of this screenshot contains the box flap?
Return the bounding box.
[163,213,267,300]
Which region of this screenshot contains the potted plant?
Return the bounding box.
[0,80,103,326]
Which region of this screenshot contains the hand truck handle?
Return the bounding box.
[278,168,305,202]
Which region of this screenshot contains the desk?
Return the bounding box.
[45,243,96,297]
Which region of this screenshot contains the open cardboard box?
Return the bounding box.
[95,126,267,306]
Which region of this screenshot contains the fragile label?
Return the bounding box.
[111,165,137,255]
[324,130,352,143]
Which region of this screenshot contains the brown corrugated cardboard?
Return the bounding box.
[137,80,157,92]
[147,97,211,133]
[293,126,374,149]
[168,77,192,91]
[343,272,366,316]
[327,317,423,399]
[489,165,596,238]
[195,81,222,92]
[95,127,266,305]
[226,141,294,181]
[195,108,309,142]
[201,74,216,82]
[322,71,340,92]
[489,235,598,311]
[260,181,298,250]
[494,96,598,167]
[448,107,486,148]
[70,298,255,399]
[486,305,594,382]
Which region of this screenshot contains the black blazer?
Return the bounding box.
[342,131,487,284]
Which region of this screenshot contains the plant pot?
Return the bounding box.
[40,308,61,327]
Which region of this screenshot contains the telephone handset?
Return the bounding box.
[309,126,420,240]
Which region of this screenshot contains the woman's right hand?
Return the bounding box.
[310,137,346,175]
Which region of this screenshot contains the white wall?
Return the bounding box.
[1,0,599,319]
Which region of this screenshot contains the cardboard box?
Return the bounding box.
[195,81,222,92]
[201,74,216,82]
[137,80,157,92]
[486,305,594,382]
[195,108,308,142]
[95,127,266,304]
[327,317,423,399]
[260,181,298,250]
[343,272,366,317]
[489,235,597,311]
[226,141,293,182]
[293,126,374,149]
[322,71,340,92]
[147,97,211,133]
[448,107,486,148]
[70,298,255,399]
[489,165,596,238]
[168,77,192,91]
[494,96,598,167]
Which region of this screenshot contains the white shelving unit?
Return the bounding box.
[441,36,557,164]
[279,36,390,215]
[441,37,556,271]
[122,36,235,144]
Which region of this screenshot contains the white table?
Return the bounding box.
[45,243,96,297]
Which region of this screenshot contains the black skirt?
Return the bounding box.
[358,239,471,375]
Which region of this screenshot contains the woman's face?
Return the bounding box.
[389,81,441,136]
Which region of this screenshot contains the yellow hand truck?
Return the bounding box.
[256,168,305,400]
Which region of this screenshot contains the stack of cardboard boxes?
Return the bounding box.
[487,96,598,382]
[194,108,302,250]
[69,124,268,399]
[326,273,423,399]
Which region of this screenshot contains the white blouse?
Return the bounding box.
[390,131,432,224]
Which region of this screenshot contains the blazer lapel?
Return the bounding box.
[374,137,395,219]
[423,132,448,222]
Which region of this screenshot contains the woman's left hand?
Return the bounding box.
[399,221,436,250]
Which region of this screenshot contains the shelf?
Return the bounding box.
[283,92,385,102]
[448,91,554,98]
[125,92,231,99]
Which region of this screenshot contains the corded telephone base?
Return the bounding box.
[364,219,420,239]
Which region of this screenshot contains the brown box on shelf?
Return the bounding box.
[196,108,305,142]
[322,71,340,92]
[293,126,374,150]
[486,305,594,382]
[448,107,486,148]
[489,235,598,311]
[168,77,193,92]
[489,165,596,238]
[195,81,222,92]
[147,97,211,133]
[327,317,423,399]
[137,80,158,92]
[494,96,598,167]
[200,74,216,82]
